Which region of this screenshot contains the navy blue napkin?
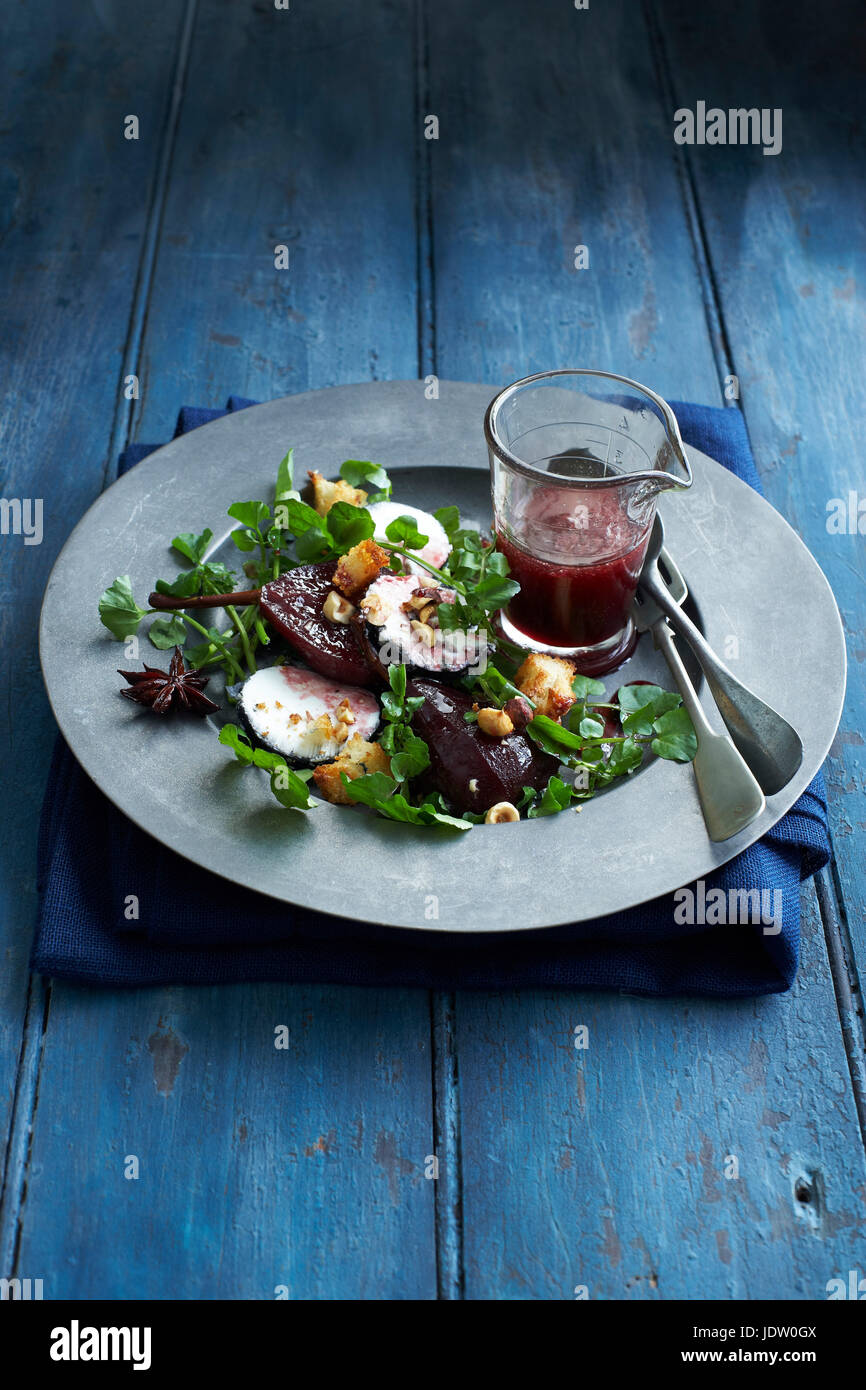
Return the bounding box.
[32,396,831,996]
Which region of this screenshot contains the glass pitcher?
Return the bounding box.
[484,369,693,676]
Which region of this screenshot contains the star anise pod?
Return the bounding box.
[118,646,219,715]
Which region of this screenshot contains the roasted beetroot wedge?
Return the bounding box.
[407,677,559,815]
[259,563,373,686]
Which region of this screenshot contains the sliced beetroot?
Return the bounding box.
[260,562,374,686]
[407,677,559,815]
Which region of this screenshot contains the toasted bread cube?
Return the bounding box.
[332,539,389,599]
[515,652,576,722]
[312,734,392,805]
[308,470,368,517]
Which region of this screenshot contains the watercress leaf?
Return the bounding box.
[343,771,400,807]
[617,683,680,716]
[199,561,236,591]
[527,775,573,818]
[230,527,258,552]
[527,714,584,751]
[622,691,682,738]
[148,614,187,650]
[385,514,429,550]
[380,692,404,721]
[98,575,148,639]
[373,793,425,823]
[472,576,520,610]
[250,746,287,771]
[218,724,254,765]
[325,500,375,553]
[294,529,334,563]
[280,498,326,538]
[227,500,271,531]
[572,673,606,699]
[172,529,213,565]
[389,733,430,782]
[378,722,398,754]
[388,663,407,702]
[578,715,606,739]
[606,736,644,776]
[269,762,315,809]
[432,505,460,539]
[436,601,463,632]
[154,568,203,598]
[426,810,474,831]
[651,706,698,762]
[275,448,296,504]
[404,695,424,717]
[475,664,525,706]
[340,459,391,496]
[484,549,510,576]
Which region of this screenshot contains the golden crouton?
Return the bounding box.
[515,652,576,722]
[308,470,368,517]
[332,539,389,598]
[312,734,392,805]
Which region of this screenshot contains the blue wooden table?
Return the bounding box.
[1,0,864,1299]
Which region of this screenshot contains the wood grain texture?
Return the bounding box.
[425,0,866,1297]
[3,0,440,1300]
[1,0,863,1301]
[656,0,866,987]
[14,985,435,1298]
[457,890,866,1299]
[0,0,189,1213]
[426,0,723,401]
[132,0,419,435]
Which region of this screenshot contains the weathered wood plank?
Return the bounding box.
[656,0,866,986]
[428,0,722,401]
[426,0,865,1297]
[457,889,866,1299]
[0,0,189,1220]
[133,0,421,433]
[16,985,435,1298]
[10,0,439,1298]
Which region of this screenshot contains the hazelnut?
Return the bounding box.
[477,706,515,738]
[485,801,520,824]
[323,589,356,624]
[503,695,533,732]
[410,620,435,646]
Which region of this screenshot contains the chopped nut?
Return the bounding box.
[485,801,520,824]
[255,702,267,710]
[361,594,387,625]
[410,620,435,646]
[275,700,283,709]
[477,706,515,738]
[418,603,438,625]
[323,589,357,624]
[468,778,479,794]
[335,699,355,724]
[503,695,533,732]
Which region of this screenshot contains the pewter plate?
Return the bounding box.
[39,382,846,933]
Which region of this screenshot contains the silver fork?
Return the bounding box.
[631,552,765,842]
